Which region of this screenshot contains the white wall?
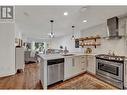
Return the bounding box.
[0,23,15,77]
[50,17,127,56]
[81,18,127,56]
[15,25,22,39]
[51,32,81,52]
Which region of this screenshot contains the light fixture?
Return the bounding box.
[83,20,87,23]
[80,7,87,13]
[64,12,68,16]
[48,20,55,38]
[71,26,75,40]
[48,32,54,38]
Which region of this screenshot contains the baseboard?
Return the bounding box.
[86,71,97,78]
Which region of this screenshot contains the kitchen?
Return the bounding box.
[1,6,127,90]
[38,7,127,89]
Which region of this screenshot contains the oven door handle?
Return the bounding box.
[98,60,122,67]
[125,64,127,75]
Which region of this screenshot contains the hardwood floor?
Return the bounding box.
[0,63,42,89]
[48,73,117,89]
[0,63,117,89]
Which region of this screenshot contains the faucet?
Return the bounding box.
[108,50,111,55]
[112,51,115,56]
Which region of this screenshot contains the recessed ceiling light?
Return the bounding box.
[83,20,87,23]
[80,7,87,13]
[23,12,29,16]
[64,12,68,16]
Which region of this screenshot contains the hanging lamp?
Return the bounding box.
[71,25,75,40]
[49,20,55,38]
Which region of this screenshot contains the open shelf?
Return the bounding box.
[79,36,101,41]
[76,36,101,48]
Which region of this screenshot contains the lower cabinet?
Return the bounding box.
[64,55,96,80]
[15,47,24,72]
[124,62,127,88]
[64,55,87,80]
[74,56,87,74]
[64,56,74,80]
[86,55,96,74]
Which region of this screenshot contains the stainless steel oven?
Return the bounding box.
[96,56,124,89]
[96,58,123,81]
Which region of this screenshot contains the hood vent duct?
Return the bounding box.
[107,16,122,39]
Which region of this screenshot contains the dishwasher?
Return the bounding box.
[47,58,64,85]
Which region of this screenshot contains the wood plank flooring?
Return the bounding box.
[0,63,42,89]
[0,63,117,89]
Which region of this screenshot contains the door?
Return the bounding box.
[80,55,87,71]
[87,55,96,74]
[73,56,86,75]
[64,57,74,80]
[73,56,80,75]
[96,59,123,80]
[48,64,58,85]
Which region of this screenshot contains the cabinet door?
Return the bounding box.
[80,55,87,71]
[73,56,86,75]
[64,57,73,80]
[16,48,24,71]
[124,62,127,88]
[87,56,96,74]
[73,56,81,75]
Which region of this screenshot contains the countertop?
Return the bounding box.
[39,54,64,60]
[39,52,97,60]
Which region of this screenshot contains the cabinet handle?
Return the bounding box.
[72,58,75,67]
[125,64,127,75]
[86,56,88,68]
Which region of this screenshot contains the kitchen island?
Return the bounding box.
[39,53,96,89]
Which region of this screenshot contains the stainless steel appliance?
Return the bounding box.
[96,54,125,89]
[107,16,122,39]
[47,58,64,85]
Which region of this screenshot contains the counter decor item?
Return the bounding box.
[63,46,69,55]
[85,48,92,54]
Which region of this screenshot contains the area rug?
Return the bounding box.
[49,74,117,89]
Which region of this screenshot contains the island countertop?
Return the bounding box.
[39,53,64,60]
[39,52,97,89]
[38,52,97,60]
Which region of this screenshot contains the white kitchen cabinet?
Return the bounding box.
[15,47,25,72]
[64,56,74,80]
[124,60,127,88]
[74,56,87,73]
[80,55,87,71]
[73,56,81,74]
[64,55,87,80]
[87,55,96,74]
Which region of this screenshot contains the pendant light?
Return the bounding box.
[49,20,55,38]
[71,25,75,40]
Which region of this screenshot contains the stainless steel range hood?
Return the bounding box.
[107,17,122,39]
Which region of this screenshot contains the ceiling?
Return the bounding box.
[15,6,127,40]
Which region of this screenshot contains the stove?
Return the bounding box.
[96,54,125,62]
[96,54,125,89]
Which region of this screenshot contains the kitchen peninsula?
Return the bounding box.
[39,53,96,89]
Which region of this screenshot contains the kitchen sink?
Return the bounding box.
[62,54,75,56]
